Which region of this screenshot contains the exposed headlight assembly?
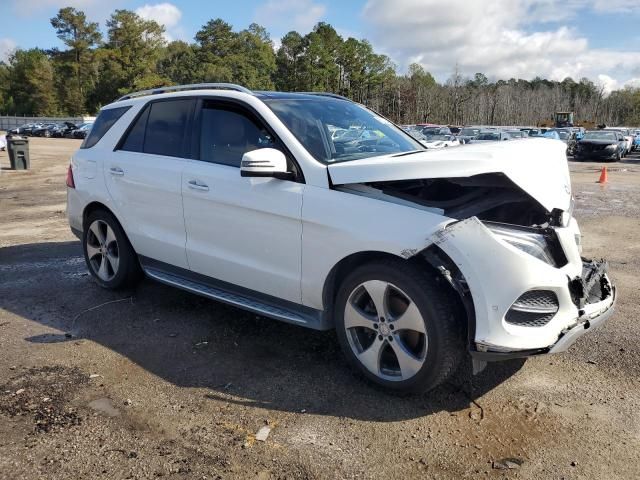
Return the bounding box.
[485,223,560,267]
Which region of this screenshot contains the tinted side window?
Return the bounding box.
[199,102,277,167]
[145,100,193,157]
[120,105,149,152]
[81,106,130,149]
[118,99,193,157]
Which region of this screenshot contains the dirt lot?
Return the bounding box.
[1,137,639,479]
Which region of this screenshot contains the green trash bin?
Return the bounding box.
[7,136,30,170]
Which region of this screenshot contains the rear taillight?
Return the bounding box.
[66,164,75,188]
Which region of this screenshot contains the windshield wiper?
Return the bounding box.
[392,150,425,157]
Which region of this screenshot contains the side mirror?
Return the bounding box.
[240,148,293,180]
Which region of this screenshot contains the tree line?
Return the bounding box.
[1,6,639,127]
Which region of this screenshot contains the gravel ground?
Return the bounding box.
[1,137,639,479]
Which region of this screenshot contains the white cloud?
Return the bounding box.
[624,78,640,89]
[597,74,619,95]
[255,0,327,35]
[0,38,16,63]
[135,3,184,41]
[362,0,640,88]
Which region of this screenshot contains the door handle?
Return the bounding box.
[187,179,209,191]
[109,167,124,176]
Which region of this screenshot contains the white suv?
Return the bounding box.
[67,83,615,393]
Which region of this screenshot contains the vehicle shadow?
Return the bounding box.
[2,241,525,422]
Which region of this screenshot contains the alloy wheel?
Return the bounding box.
[86,220,119,282]
[344,280,428,381]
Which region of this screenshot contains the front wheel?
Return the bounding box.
[334,259,464,393]
[83,210,141,289]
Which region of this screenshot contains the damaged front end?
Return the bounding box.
[329,142,614,363]
[368,174,615,361]
[549,259,616,354]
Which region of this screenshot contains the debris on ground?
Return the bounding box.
[255,426,271,442]
[492,458,524,470]
[88,398,120,417]
[0,366,87,433]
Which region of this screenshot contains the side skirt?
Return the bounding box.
[139,256,332,331]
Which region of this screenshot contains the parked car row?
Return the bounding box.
[8,122,93,139]
[401,122,639,161]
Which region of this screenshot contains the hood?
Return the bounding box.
[328,138,571,213]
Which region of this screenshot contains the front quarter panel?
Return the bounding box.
[301,185,450,310]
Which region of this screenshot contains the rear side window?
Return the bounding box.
[120,105,149,152]
[81,106,130,149]
[119,99,194,157]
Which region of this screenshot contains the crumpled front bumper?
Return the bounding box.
[431,216,616,362]
[549,260,615,353]
[471,259,616,361]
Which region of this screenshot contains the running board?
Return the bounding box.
[143,264,329,330]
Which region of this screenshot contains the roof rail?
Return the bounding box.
[116,83,253,102]
[298,92,351,101]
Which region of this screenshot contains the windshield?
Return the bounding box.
[426,135,451,141]
[422,127,450,136]
[460,128,479,136]
[477,132,500,140]
[583,131,616,141]
[265,98,423,163]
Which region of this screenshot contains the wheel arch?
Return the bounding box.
[82,202,134,252]
[83,201,122,230]
[322,251,402,322]
[322,246,475,344]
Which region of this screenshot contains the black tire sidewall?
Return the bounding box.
[83,210,139,289]
[334,260,461,393]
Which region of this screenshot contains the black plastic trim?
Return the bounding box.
[469,347,549,362]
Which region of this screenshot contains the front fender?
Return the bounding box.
[301,184,451,310]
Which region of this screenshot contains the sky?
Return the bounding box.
[1,0,640,92]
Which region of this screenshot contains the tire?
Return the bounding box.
[334,259,464,393]
[82,210,141,289]
[44,130,51,138]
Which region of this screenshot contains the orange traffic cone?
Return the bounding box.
[597,167,608,184]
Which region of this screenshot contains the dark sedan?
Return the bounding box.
[574,131,625,162]
[32,123,61,137]
[53,122,78,138]
[9,123,41,136]
[71,123,93,139]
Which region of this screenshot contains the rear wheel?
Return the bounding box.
[334,259,464,393]
[83,210,141,289]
